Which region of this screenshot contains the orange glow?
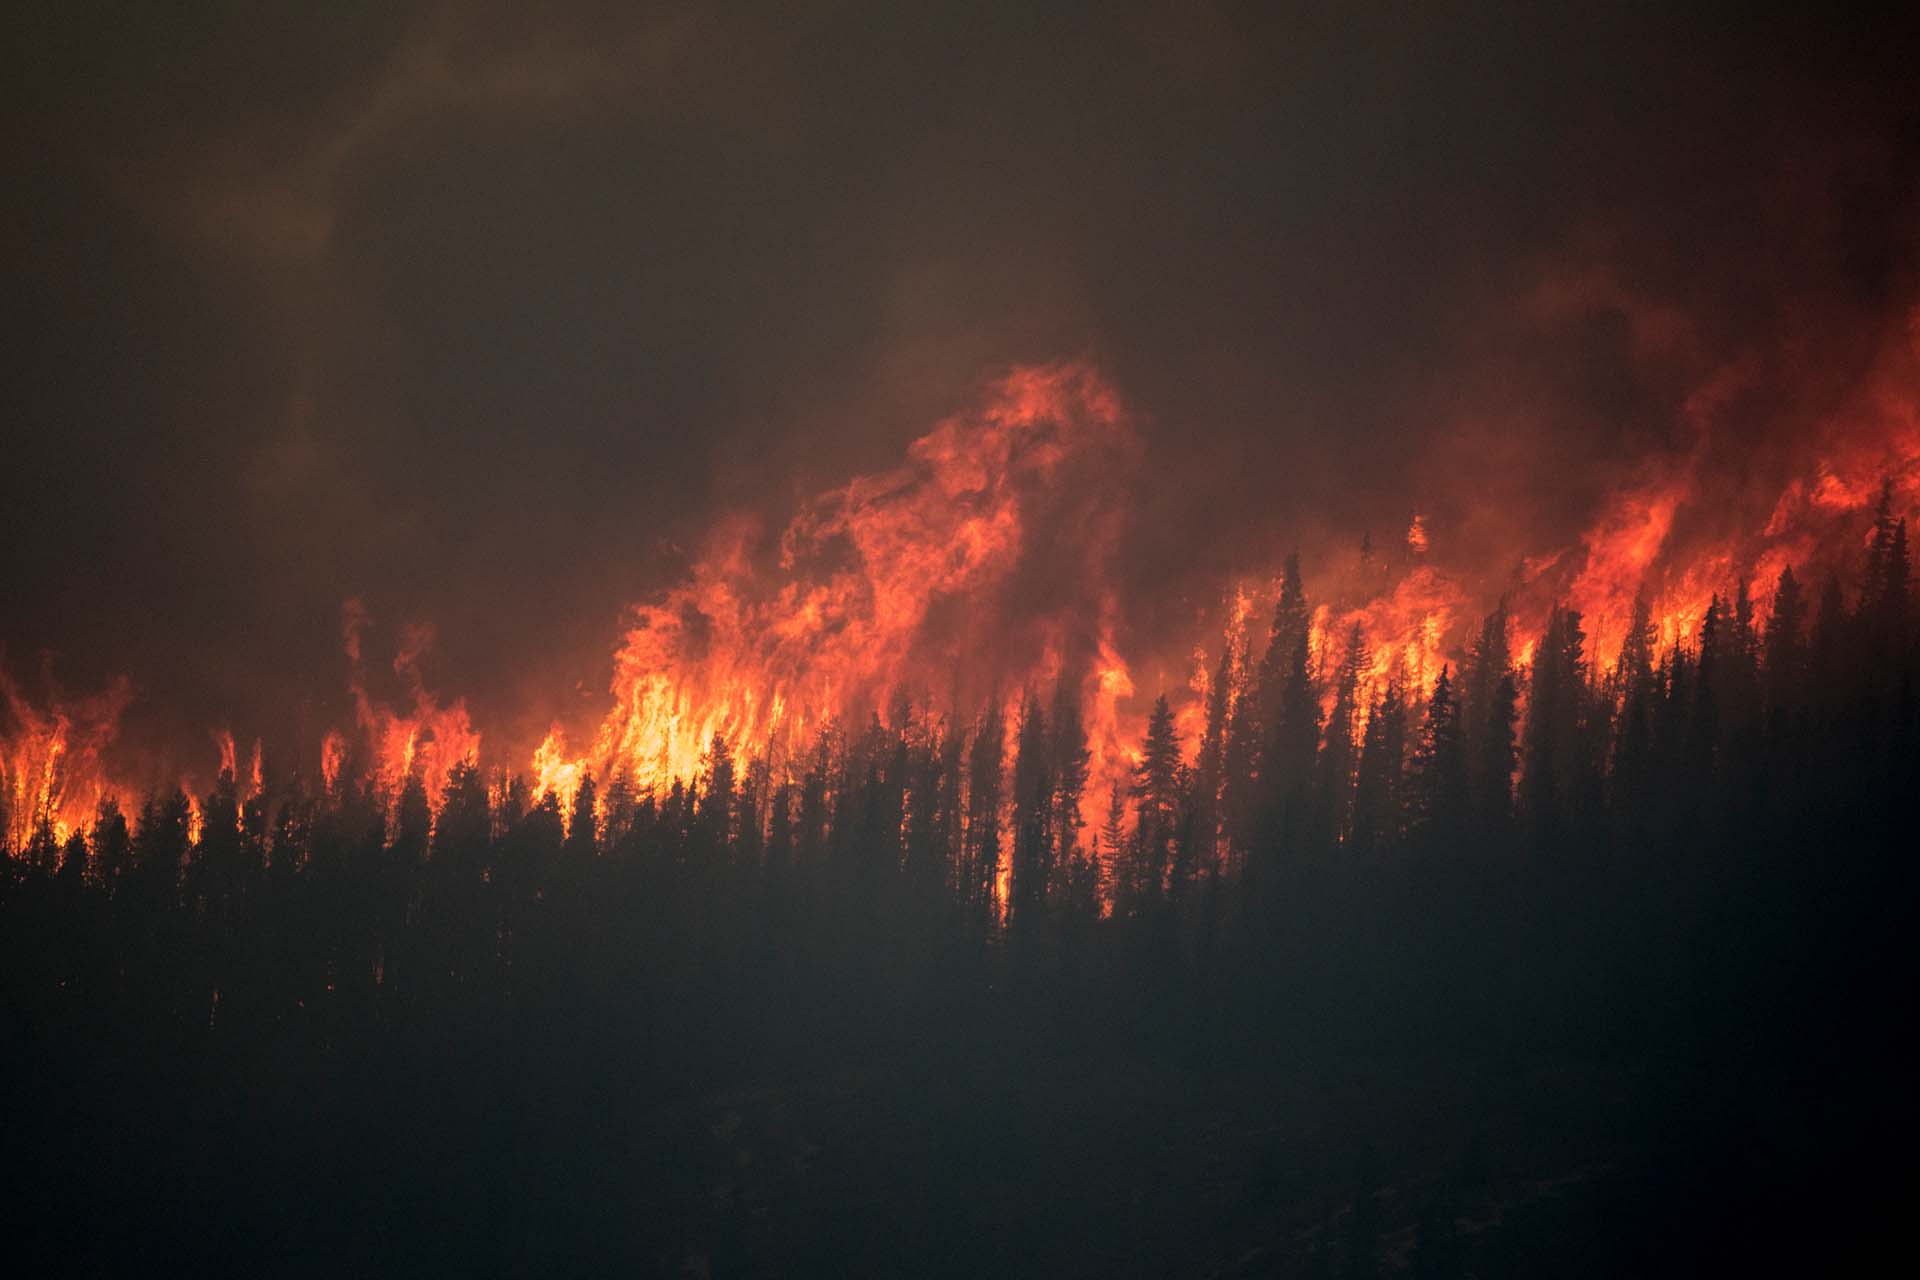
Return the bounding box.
[564,363,1141,834]
[1564,480,1684,665]
[6,338,1919,862]
[1406,514,1429,555]
[344,608,480,821]
[1,674,134,846]
[530,723,588,822]
[320,731,347,794]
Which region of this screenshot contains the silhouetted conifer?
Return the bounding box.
[1409,666,1469,851]
[91,798,133,893]
[1351,678,1407,855]
[1763,564,1808,716]
[1462,601,1519,836]
[1049,678,1092,904]
[1264,562,1324,863]
[1008,691,1053,940]
[1522,605,1595,849]
[1318,623,1367,848]
[963,702,1005,930]
[1125,694,1182,920]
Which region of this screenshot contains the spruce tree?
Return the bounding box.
[1522,604,1593,848]
[565,769,599,865]
[195,766,243,915]
[1762,564,1808,715]
[1126,694,1181,919]
[1861,483,1910,679]
[698,734,734,850]
[963,702,1005,931]
[57,829,88,888]
[1611,589,1659,814]
[1049,678,1092,902]
[1009,691,1054,937]
[135,789,193,911]
[91,798,133,895]
[1408,666,1469,851]
[1262,558,1323,863]
[1461,600,1518,833]
[1351,678,1407,855]
[1317,623,1367,847]
[1191,636,1236,865]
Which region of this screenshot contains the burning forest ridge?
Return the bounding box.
[3,339,1919,862]
[13,5,1920,1271]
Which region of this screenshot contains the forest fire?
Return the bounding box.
[0,673,132,852]
[9,7,1920,1271]
[571,363,1138,826]
[4,343,1919,864]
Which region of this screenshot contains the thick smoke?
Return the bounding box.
[3,4,1918,822]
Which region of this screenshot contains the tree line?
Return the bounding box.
[3,492,1914,1005]
[2,490,1914,1272]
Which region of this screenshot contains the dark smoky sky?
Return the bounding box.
[4,2,1917,762]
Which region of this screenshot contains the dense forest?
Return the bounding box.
[5,497,1917,1276]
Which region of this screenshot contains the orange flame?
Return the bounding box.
[343,608,480,819]
[567,363,1141,829]
[1,674,134,846]
[7,318,1920,861]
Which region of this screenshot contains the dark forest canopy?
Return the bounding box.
[8,4,1920,1273]
[7,504,1911,920]
[4,529,1915,1274]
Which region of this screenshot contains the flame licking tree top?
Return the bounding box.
[6,331,1918,860]
[6,7,1920,1272]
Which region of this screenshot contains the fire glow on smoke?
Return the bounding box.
[6,332,1920,852]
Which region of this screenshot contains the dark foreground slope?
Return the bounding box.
[6,790,1913,1277]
